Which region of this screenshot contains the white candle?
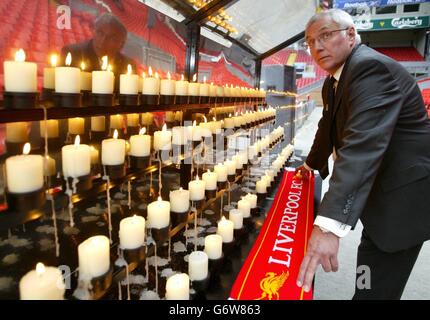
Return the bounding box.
[188,74,200,96]
[200,77,209,97]
[120,64,139,95]
[209,83,217,97]
[229,209,243,229]
[153,124,172,151]
[188,251,208,281]
[6,122,28,143]
[224,159,236,175]
[80,62,92,91]
[142,67,160,95]
[232,154,243,170]
[55,52,81,93]
[223,117,235,129]
[119,215,146,249]
[216,86,224,98]
[44,156,57,176]
[160,72,175,95]
[191,121,202,141]
[101,130,126,165]
[110,114,123,130]
[40,120,59,138]
[92,56,114,94]
[126,113,140,127]
[204,234,223,260]
[68,117,85,135]
[147,197,170,229]
[202,169,217,191]
[217,216,234,243]
[130,127,151,157]
[91,116,105,132]
[256,180,267,194]
[169,187,190,213]
[245,193,257,209]
[214,163,227,182]
[43,54,57,89]
[19,263,65,300]
[90,146,99,165]
[4,49,37,92]
[78,235,110,280]
[238,198,251,218]
[172,126,187,145]
[188,176,206,201]
[175,75,188,96]
[165,273,189,300]
[61,135,91,178]
[6,143,43,193]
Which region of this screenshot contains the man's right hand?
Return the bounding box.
[295,164,312,180]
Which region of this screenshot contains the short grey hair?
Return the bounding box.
[94,13,127,37]
[306,9,361,44]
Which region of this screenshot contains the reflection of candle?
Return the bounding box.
[141,113,154,126]
[101,130,126,165]
[202,169,217,191]
[6,122,28,143]
[238,198,251,218]
[110,114,123,130]
[43,54,57,89]
[130,127,151,157]
[169,187,190,213]
[175,74,188,96]
[80,62,92,91]
[214,163,227,182]
[188,251,208,281]
[55,52,81,93]
[92,56,114,94]
[204,234,223,260]
[166,111,175,122]
[6,143,44,193]
[166,273,189,300]
[147,197,170,229]
[78,235,110,279]
[191,121,202,141]
[153,124,172,151]
[19,262,65,300]
[142,67,160,95]
[217,216,234,243]
[40,120,59,138]
[91,116,105,132]
[188,74,200,96]
[62,135,91,178]
[44,156,56,177]
[4,49,37,92]
[171,126,187,146]
[68,117,85,135]
[188,176,206,201]
[120,64,139,95]
[90,146,99,165]
[119,215,146,249]
[160,72,175,95]
[126,113,139,127]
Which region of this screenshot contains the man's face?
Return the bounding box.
[93,22,126,58]
[305,17,356,75]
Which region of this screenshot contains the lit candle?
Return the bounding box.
[55,52,81,93]
[101,130,126,165]
[256,179,267,194]
[91,116,105,132]
[142,67,160,95]
[175,74,188,96]
[172,126,187,146]
[4,49,37,92]
[199,116,212,138]
[92,56,114,94]
[188,176,206,201]
[68,117,85,135]
[229,208,243,229]
[238,198,251,218]
[217,216,234,243]
[120,64,139,95]
[160,72,175,95]
[126,113,140,127]
[44,155,56,177]
[245,193,257,209]
[40,120,59,138]
[191,120,202,142]
[200,76,209,97]
[209,82,217,97]
[153,124,172,151]
[62,135,91,178]
[130,127,151,157]
[119,215,146,249]
[6,143,43,193]
[43,54,57,89]
[188,74,200,97]
[214,163,227,182]
[223,115,235,130]
[224,159,236,175]
[19,263,65,300]
[6,122,28,143]
[141,112,154,126]
[80,62,92,91]
[169,187,190,213]
[165,273,189,300]
[110,114,123,130]
[188,251,208,281]
[90,146,99,165]
[204,234,223,260]
[147,196,170,229]
[202,169,217,191]
[216,85,224,98]
[78,235,110,280]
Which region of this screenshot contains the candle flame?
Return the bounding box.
[127,64,132,75]
[211,82,214,86]
[50,54,58,67]
[162,123,167,131]
[90,146,95,151]
[193,120,196,127]
[229,113,232,117]
[155,72,159,79]
[157,196,162,202]
[80,61,86,71]
[113,129,118,139]
[23,143,31,155]
[212,117,216,121]
[148,66,153,77]
[142,71,146,78]
[108,64,113,72]
[101,56,108,71]
[203,116,207,123]
[192,74,197,82]
[196,175,200,181]
[74,135,80,147]
[167,72,171,80]
[181,74,184,81]
[15,49,26,62]
[36,262,45,275]
[139,127,146,135]
[179,187,183,191]
[207,169,210,173]
[221,216,226,222]
[65,52,72,66]
[203,76,207,83]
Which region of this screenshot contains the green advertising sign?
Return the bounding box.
[355,16,430,31]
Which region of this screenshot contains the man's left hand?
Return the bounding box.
[296,226,340,292]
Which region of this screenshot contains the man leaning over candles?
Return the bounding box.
[60,12,136,92]
[295,9,430,300]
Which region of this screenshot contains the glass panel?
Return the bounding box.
[403,4,420,12]
[375,6,397,14]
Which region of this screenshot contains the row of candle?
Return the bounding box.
[4,49,266,98]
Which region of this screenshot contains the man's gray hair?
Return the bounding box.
[306,9,361,44]
[94,12,127,36]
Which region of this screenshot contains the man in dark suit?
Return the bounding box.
[296,9,430,299]
[61,13,136,91]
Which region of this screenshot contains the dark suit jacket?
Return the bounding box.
[61,40,136,91]
[306,44,430,252]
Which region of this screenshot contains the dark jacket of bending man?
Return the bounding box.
[296,9,430,300]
